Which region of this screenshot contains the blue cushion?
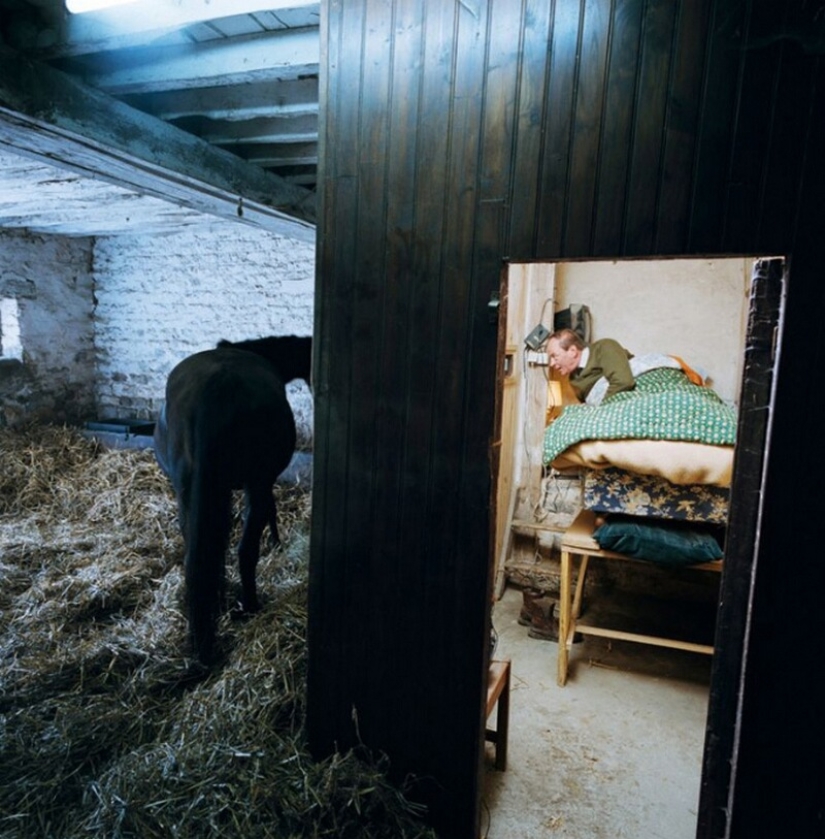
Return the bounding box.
[593,516,723,566]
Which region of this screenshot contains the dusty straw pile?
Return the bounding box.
[0,425,436,839]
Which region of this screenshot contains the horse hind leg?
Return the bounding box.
[185,484,231,666]
[238,486,276,614]
[252,484,281,550]
[267,490,281,550]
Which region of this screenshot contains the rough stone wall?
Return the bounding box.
[0,230,95,427]
[92,221,315,446]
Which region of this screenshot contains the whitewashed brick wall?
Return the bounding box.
[92,220,315,446]
[0,230,96,426]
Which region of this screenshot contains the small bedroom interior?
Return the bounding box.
[484,256,773,837]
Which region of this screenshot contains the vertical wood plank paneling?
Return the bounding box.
[372,0,461,788]
[399,0,455,721]
[699,26,825,837]
[329,3,376,743]
[343,0,394,747]
[565,0,612,255]
[399,11,467,812]
[307,0,366,753]
[427,0,484,597]
[720,1,789,252]
[310,1,825,835]
[399,0,452,620]
[725,65,825,838]
[507,0,554,256]
[373,0,423,695]
[312,0,499,832]
[476,0,522,266]
[623,0,677,253]
[309,0,405,761]
[467,0,527,806]
[755,45,817,254]
[536,0,582,256]
[654,0,711,253]
[422,2,490,830]
[722,2,816,255]
[686,0,745,252]
[592,0,645,255]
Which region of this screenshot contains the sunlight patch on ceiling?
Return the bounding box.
[66,0,137,12]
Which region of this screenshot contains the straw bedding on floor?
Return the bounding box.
[0,425,435,839]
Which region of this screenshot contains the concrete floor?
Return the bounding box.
[481,584,714,839]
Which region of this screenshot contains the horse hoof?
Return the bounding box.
[188,642,220,668]
[230,600,261,621]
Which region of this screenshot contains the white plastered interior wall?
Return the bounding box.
[92,220,316,445]
[553,258,751,406]
[0,222,316,441]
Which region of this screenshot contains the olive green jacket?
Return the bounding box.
[569,338,634,401]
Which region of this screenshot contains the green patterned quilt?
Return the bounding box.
[543,367,737,465]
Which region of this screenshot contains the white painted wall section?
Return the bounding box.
[555,258,750,405]
[92,220,315,444]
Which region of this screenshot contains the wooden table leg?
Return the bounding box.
[486,659,511,771]
[494,660,510,770]
[557,547,571,686]
[573,555,589,620]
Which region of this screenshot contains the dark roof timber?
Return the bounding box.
[0,44,316,241]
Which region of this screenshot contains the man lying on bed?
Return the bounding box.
[543,328,732,485]
[547,328,635,402]
[547,327,706,407]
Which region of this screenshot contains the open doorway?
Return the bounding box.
[483,256,781,838]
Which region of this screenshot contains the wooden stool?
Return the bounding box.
[485,659,511,770]
[557,510,723,686]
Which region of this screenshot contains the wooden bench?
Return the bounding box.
[557,510,723,686]
[485,659,511,770]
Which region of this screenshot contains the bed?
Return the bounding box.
[545,363,734,682]
[544,364,737,523]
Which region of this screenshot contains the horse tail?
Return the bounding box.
[185,416,232,665]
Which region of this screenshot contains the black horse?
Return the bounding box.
[154,335,312,664]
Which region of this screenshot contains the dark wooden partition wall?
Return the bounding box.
[307,1,825,837]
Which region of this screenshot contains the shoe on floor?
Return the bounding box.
[528,607,584,643]
[518,587,554,626]
[527,611,561,642]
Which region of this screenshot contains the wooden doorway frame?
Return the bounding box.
[487,256,785,838]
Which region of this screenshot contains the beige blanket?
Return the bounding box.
[551,438,734,487]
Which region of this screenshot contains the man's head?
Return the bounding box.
[547,328,585,376]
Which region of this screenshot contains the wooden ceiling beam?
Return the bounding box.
[0,148,223,237]
[64,26,319,96]
[121,77,319,122]
[228,142,318,168]
[186,113,318,146]
[0,45,316,239]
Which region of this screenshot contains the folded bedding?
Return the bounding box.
[543,367,737,482]
[583,467,729,524]
[593,514,724,566]
[552,438,733,486]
